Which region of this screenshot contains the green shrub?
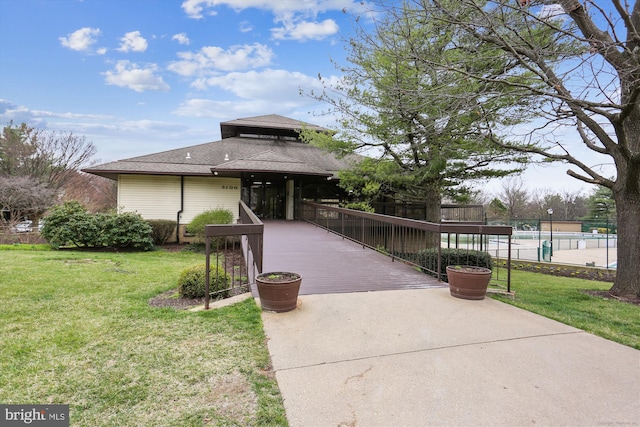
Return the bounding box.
[147,219,176,245]
[177,264,230,299]
[100,212,154,251]
[342,202,375,213]
[186,208,235,242]
[42,201,153,251]
[403,248,493,282]
[41,201,99,248]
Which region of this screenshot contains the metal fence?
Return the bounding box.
[301,201,514,291]
[204,201,263,309]
[370,202,485,222]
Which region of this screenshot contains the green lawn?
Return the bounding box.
[0,248,287,426]
[491,269,640,349]
[3,247,638,425]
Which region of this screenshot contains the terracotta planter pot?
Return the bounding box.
[446,265,492,300]
[256,272,301,312]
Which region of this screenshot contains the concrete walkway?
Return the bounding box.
[256,223,639,426]
[261,288,640,426]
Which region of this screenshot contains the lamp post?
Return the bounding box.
[605,211,609,269]
[547,208,554,259]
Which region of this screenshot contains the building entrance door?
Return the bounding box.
[248,180,285,219]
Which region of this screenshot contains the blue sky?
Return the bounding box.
[0,0,608,196]
[0,1,366,158]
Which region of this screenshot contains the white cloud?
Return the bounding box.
[181,0,217,19]
[59,27,105,54]
[171,33,190,45]
[167,43,274,76]
[239,21,253,33]
[272,19,339,41]
[173,68,337,119]
[103,61,170,92]
[117,31,148,52]
[173,98,267,118]
[539,4,566,19]
[190,68,330,106]
[0,99,216,163]
[181,0,370,19]
[180,1,369,41]
[0,99,47,127]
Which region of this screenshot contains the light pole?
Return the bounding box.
[605,209,610,269]
[547,208,554,260]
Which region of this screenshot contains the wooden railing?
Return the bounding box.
[301,201,513,291]
[204,201,263,309]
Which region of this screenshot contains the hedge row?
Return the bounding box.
[41,201,154,251]
[398,248,493,282]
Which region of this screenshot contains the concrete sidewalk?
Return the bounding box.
[261,288,640,426]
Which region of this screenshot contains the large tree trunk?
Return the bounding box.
[610,182,640,298]
[423,184,442,249]
[609,75,640,298]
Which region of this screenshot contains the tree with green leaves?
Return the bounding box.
[584,186,616,221]
[391,0,638,297]
[304,0,535,245]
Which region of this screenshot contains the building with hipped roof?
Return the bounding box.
[83,114,358,242]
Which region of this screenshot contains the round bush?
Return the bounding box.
[147,219,177,245]
[41,201,98,248]
[186,208,234,242]
[177,264,230,299]
[100,211,154,250]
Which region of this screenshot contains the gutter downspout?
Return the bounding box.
[176,176,184,243]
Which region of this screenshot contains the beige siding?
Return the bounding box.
[182,177,241,224]
[118,175,181,220]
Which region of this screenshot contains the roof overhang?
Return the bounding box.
[220,115,331,139]
[210,151,332,178]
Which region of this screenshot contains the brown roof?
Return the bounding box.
[211,151,331,176]
[220,114,329,139]
[83,116,356,180]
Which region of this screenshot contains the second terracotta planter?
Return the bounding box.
[256,272,301,312]
[446,265,492,300]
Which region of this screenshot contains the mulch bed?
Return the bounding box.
[148,289,206,309]
[149,243,248,309]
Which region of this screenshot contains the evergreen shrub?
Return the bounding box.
[177,264,230,299]
[41,201,153,250]
[404,248,493,282]
[186,208,235,243]
[147,219,176,245]
[342,202,375,213]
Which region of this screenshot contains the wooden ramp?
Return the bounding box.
[256,220,444,295]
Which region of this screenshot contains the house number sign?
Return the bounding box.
[221,185,239,190]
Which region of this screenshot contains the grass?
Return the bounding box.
[490,269,640,349]
[0,248,287,426]
[0,243,52,251]
[4,245,637,424]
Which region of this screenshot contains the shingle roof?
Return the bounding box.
[220,114,329,132]
[220,114,328,139]
[83,117,356,180]
[211,151,331,176]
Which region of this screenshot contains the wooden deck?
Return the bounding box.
[255,220,444,295]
